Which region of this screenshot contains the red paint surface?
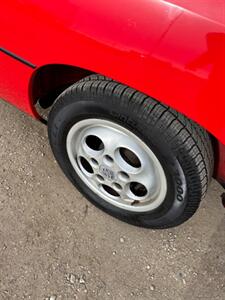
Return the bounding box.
[0,52,36,116]
[0,0,225,180]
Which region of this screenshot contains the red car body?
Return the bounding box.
[1,0,225,184]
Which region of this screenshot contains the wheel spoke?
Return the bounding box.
[128,167,158,198]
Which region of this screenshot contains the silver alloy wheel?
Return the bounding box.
[66,119,167,212]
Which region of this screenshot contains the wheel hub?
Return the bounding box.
[66,119,167,212]
[99,165,115,181]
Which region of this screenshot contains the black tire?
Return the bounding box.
[48,76,214,228]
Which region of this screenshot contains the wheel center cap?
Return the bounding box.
[99,165,115,181]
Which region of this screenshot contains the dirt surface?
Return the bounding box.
[0,99,225,300]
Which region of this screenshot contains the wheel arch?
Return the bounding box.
[29,64,220,181]
[29,62,215,142]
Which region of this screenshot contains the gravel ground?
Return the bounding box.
[0,99,225,300]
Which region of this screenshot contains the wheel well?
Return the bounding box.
[30,64,93,108]
[30,65,219,179]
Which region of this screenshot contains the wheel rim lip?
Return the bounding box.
[66,118,167,212]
